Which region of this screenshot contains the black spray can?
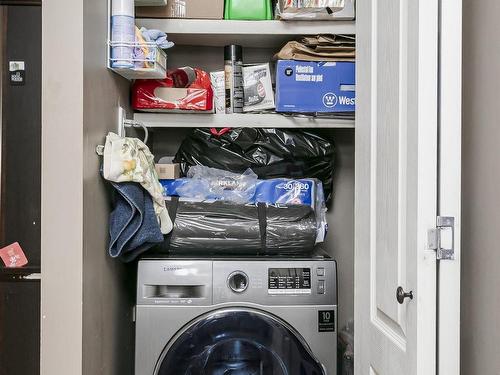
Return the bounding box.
[224,44,244,114]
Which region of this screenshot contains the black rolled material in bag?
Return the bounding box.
[173,128,335,201]
[161,199,317,255]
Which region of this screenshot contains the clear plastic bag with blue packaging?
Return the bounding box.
[175,166,258,204]
[160,166,328,243]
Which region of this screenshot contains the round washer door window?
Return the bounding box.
[155,308,325,375]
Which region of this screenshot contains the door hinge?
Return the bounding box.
[428,216,455,260]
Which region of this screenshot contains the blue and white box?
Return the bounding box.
[276,60,355,113]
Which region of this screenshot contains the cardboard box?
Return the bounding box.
[136,0,224,19]
[155,163,180,179]
[243,63,275,112]
[276,60,355,113]
[277,0,355,20]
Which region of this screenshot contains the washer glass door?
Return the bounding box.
[155,308,325,375]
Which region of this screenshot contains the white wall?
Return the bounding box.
[42,1,134,374]
[41,0,84,374]
[461,0,500,373]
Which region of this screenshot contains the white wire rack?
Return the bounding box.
[107,40,168,80]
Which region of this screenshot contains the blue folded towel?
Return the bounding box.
[109,181,164,262]
[140,27,174,49]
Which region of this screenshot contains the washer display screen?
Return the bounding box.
[268,268,311,294]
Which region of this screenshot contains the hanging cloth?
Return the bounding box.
[103,132,173,234]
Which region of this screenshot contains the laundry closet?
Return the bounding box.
[40,1,462,375]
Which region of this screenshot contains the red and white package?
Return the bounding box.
[132,67,214,112]
[0,242,28,268]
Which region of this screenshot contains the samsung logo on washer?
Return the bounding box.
[163,266,183,272]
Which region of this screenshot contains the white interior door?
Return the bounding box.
[355,0,439,374]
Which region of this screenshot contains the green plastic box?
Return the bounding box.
[224,0,273,20]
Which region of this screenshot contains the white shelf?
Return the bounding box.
[134,112,355,129]
[135,19,356,48]
[135,0,167,4]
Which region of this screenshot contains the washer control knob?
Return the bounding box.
[228,271,249,293]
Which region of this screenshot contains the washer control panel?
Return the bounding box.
[137,258,337,306]
[213,259,337,306]
[268,268,311,295]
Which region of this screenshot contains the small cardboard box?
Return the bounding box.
[155,163,180,179]
[243,63,275,112]
[210,71,225,114]
[276,60,355,113]
[136,0,224,19]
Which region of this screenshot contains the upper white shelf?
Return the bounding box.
[135,19,356,48]
[134,112,355,129]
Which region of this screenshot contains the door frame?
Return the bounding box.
[354,0,462,373]
[437,0,462,374]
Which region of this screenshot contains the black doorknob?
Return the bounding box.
[396,286,413,304]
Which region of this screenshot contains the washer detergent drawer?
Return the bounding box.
[137,260,213,305]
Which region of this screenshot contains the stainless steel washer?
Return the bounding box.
[135,255,337,375]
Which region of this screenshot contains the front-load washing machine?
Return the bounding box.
[135,255,337,375]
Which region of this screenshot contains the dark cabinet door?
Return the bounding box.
[0,4,41,266]
[0,4,41,375]
[0,280,40,375]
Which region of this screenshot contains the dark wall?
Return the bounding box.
[0,5,41,375]
[81,0,136,373]
[0,1,41,5]
[0,281,40,375]
[0,4,41,268]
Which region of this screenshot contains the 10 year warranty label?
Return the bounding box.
[318,310,335,332]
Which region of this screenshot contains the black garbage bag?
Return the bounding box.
[159,200,318,255]
[173,128,335,201]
